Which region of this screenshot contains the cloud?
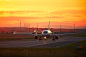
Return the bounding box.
[0,16,44,24]
[73,15,82,17]
[0,16,43,21]
[49,10,86,20]
[0,11,44,17]
[46,16,63,18]
[50,10,86,15]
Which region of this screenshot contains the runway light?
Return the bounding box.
[44,37,46,39]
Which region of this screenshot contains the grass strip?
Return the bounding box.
[66,33,86,37]
[0,48,86,57]
[60,40,86,48]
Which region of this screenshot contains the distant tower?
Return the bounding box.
[37,23,38,31]
[29,24,30,32]
[60,25,61,32]
[48,21,50,30]
[20,22,21,27]
[24,23,26,27]
[74,24,75,32]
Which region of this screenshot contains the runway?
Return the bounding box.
[0,36,86,47]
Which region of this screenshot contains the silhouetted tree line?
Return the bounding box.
[0,30,14,34]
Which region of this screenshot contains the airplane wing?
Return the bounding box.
[49,33,77,36]
[13,31,43,36]
[49,34,66,36]
[14,31,77,36]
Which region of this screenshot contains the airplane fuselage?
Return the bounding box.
[42,30,52,35]
[42,30,52,38]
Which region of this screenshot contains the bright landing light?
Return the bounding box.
[44,37,46,39]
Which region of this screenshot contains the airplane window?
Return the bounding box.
[43,31,48,33]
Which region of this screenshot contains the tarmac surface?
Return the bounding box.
[0,36,86,47]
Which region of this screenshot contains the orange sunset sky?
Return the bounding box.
[0,0,86,29]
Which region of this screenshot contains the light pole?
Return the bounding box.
[74,24,75,32]
[24,23,26,27]
[29,24,30,32]
[37,23,38,31]
[60,25,61,32]
[20,22,21,28]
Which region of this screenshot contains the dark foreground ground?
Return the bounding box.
[0,48,86,57]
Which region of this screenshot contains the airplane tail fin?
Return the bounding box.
[48,21,50,30]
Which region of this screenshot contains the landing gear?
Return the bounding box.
[39,37,42,41]
[35,36,38,39]
[39,39,42,41]
[52,37,55,41]
[44,39,46,41]
[55,36,58,39]
[52,38,55,41]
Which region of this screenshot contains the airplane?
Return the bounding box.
[13,21,77,41]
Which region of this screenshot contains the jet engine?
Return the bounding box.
[35,36,38,39]
[55,36,59,39]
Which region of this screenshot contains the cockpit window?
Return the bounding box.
[43,31,48,33]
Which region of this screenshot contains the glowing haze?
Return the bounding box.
[0,0,86,29]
